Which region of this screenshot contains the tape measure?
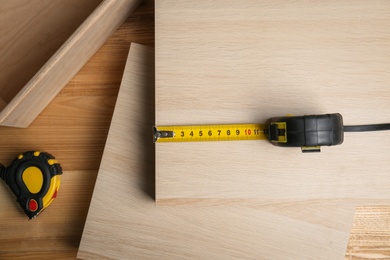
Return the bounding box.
[154,124,266,142]
[0,151,62,219]
[154,113,390,153]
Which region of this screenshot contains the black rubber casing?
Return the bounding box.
[0,151,62,219]
[266,113,344,148]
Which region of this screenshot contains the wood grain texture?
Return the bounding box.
[0,170,97,259]
[346,206,390,259]
[0,1,389,258]
[0,0,142,127]
[0,0,103,103]
[78,43,357,260]
[155,0,390,206]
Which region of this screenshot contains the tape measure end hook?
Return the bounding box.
[153,126,175,142]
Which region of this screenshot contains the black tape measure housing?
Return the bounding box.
[0,151,62,219]
[265,113,344,152]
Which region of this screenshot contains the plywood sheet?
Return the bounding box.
[155,0,390,206]
[78,44,355,260]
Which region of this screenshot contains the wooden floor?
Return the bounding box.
[0,1,389,259]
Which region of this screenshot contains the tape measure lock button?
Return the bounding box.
[28,199,38,212]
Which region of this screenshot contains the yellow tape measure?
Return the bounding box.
[154,124,266,142]
[154,114,390,153]
[0,151,62,219]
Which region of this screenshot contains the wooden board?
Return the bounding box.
[78,43,356,260]
[0,0,142,127]
[155,0,390,206]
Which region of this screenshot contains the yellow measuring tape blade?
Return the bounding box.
[154,124,266,143]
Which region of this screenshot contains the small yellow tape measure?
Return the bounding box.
[0,151,62,219]
[154,124,266,142]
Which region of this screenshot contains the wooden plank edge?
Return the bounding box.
[0,0,143,128]
[78,250,115,260]
[156,198,390,207]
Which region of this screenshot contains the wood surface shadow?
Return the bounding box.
[139,45,155,200]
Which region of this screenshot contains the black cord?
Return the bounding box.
[344,123,390,132]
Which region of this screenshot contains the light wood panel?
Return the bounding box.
[78,43,357,260]
[0,0,142,127]
[155,0,390,206]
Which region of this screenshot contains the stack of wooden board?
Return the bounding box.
[79,1,390,258]
[78,43,356,259]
